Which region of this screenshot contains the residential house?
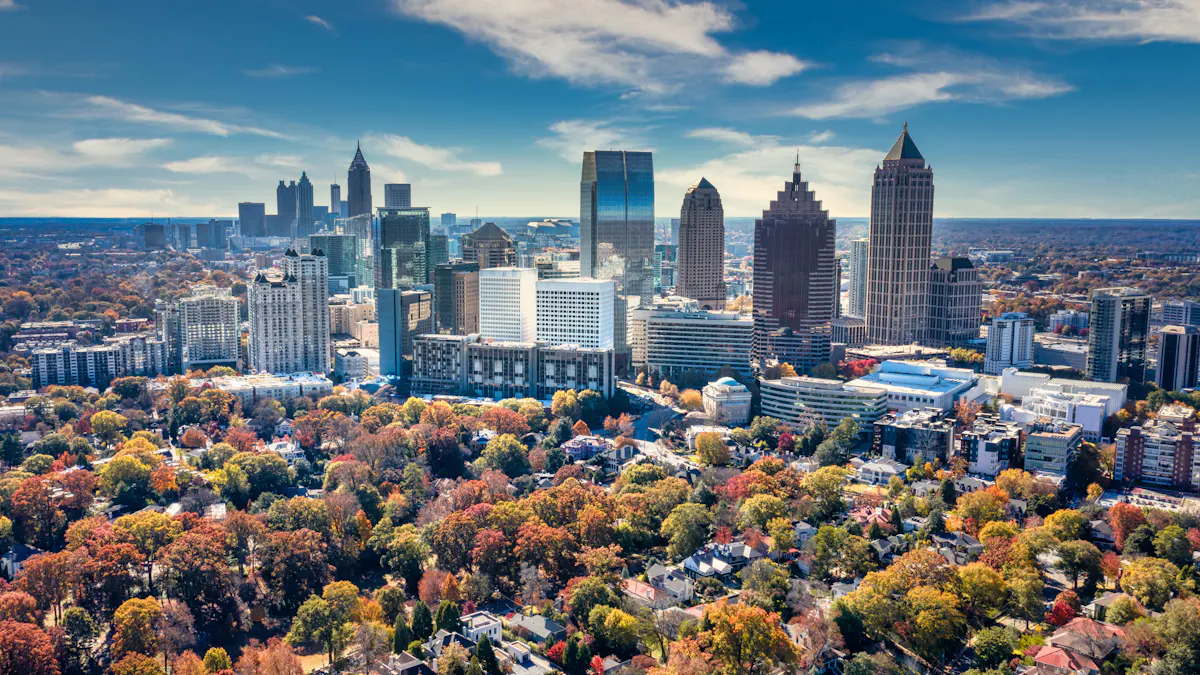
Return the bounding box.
[831,579,862,598]
[682,542,766,581]
[1,543,43,579]
[562,435,609,461]
[848,506,892,531]
[911,479,940,497]
[267,438,305,466]
[425,630,477,666]
[931,531,984,565]
[602,444,640,474]
[857,457,909,485]
[1085,593,1134,622]
[384,652,437,675]
[1048,617,1124,660]
[954,475,993,494]
[621,578,673,609]
[870,535,909,563]
[646,563,695,604]
[460,611,502,645]
[502,641,557,675]
[794,521,817,547]
[505,614,566,645]
[1089,520,1115,549]
[1026,645,1100,675]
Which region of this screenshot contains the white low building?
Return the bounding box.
[846,360,981,413]
[266,439,305,466]
[702,377,752,426]
[758,376,888,427]
[858,457,909,485]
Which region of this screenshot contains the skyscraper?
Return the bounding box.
[348,143,372,218]
[309,233,358,279]
[178,285,240,372]
[248,249,330,374]
[984,312,1034,375]
[927,256,982,347]
[330,184,342,217]
[433,261,480,335]
[378,288,433,379]
[866,124,934,345]
[428,234,449,270]
[376,207,431,288]
[536,279,616,349]
[847,238,868,319]
[479,267,537,343]
[1157,325,1200,391]
[277,180,297,232]
[462,223,516,269]
[677,177,725,310]
[580,150,654,364]
[1088,287,1151,382]
[751,160,836,372]
[295,172,315,238]
[385,183,412,209]
[238,202,266,238]
[441,213,457,229]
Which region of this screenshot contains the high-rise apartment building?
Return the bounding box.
[238,202,267,238]
[927,256,983,348]
[196,219,230,250]
[581,150,654,364]
[348,143,372,218]
[462,223,516,269]
[433,261,480,335]
[536,279,616,349]
[1087,287,1151,383]
[984,312,1035,375]
[378,288,432,378]
[1115,404,1197,491]
[309,234,358,280]
[676,177,725,310]
[384,183,412,209]
[295,172,315,238]
[330,184,342,218]
[847,238,869,319]
[248,249,330,374]
[1157,325,1200,391]
[1163,300,1200,327]
[276,180,297,232]
[376,207,431,288]
[751,161,836,372]
[479,267,536,343]
[866,125,934,345]
[178,285,240,372]
[155,298,182,373]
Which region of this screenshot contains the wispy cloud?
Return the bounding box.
[72,137,172,162]
[305,15,335,31]
[0,0,22,11]
[686,127,758,145]
[809,130,835,143]
[390,0,806,93]
[371,133,502,176]
[0,187,227,217]
[243,64,317,78]
[80,96,287,138]
[0,137,171,177]
[254,153,304,168]
[964,1,1200,42]
[537,119,650,162]
[163,156,256,177]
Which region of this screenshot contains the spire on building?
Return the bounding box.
[884,124,924,162]
[350,143,369,170]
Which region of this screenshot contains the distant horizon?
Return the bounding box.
[3,216,1200,225]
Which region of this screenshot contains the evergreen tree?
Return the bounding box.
[466,657,484,675]
[939,478,957,506]
[411,601,434,640]
[435,600,462,634]
[563,634,592,675]
[476,636,502,675]
[393,615,413,653]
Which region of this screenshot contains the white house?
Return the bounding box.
[857,457,909,485]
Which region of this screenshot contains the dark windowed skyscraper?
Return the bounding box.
[580,150,654,364]
[376,207,431,289]
[238,202,266,238]
[752,161,836,372]
[276,180,297,232]
[348,143,372,218]
[330,184,342,217]
[296,171,315,238]
[677,177,725,310]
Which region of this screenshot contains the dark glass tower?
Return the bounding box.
[348,143,372,218]
[296,171,315,238]
[276,180,297,233]
[752,161,836,372]
[375,207,431,289]
[580,150,654,365]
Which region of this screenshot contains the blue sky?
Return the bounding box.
[1,0,1198,219]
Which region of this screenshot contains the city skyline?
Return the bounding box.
[2,1,1200,219]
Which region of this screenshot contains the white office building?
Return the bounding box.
[984,312,1035,375]
[535,279,615,349]
[178,285,240,372]
[479,267,537,343]
[1162,300,1200,327]
[248,248,330,374]
[758,376,888,428]
[630,307,754,377]
[846,359,981,413]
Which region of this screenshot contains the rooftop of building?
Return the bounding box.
[760,375,888,396]
[884,124,924,162]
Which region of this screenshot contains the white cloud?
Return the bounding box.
[965,1,1200,42]
[724,51,809,86]
[243,64,317,78]
[537,119,650,162]
[72,137,172,162]
[790,69,1071,119]
[686,127,757,145]
[305,15,335,31]
[390,0,806,92]
[81,96,287,138]
[658,140,883,216]
[254,153,304,168]
[163,156,256,177]
[0,0,21,11]
[0,137,171,177]
[370,133,502,176]
[808,130,835,143]
[0,187,226,217]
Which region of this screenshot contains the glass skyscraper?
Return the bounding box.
[375,207,431,289]
[580,150,654,366]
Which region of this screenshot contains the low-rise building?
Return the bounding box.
[758,376,888,428]
[149,372,333,407]
[702,377,752,426]
[629,307,754,377]
[846,359,981,413]
[1024,419,1084,478]
[1114,404,1198,491]
[829,317,867,348]
[871,408,955,465]
[682,542,766,581]
[857,457,908,485]
[460,611,502,645]
[957,415,1023,477]
[266,439,305,466]
[334,349,370,381]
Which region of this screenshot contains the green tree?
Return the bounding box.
[972,627,1019,670]
[1055,540,1103,590]
[411,600,434,640]
[480,434,531,477]
[203,647,232,672]
[695,432,731,466]
[435,600,462,634]
[660,503,712,560]
[1154,525,1194,566]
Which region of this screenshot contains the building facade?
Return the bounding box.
[378,288,432,379]
[433,261,480,335]
[238,202,266,238]
[872,408,955,465]
[957,415,1023,477]
[702,377,752,426]
[178,285,240,372]
[1157,325,1200,391]
[830,317,867,347]
[847,238,869,319]
[758,376,888,428]
[31,334,167,390]
[1024,420,1083,477]
[384,183,412,209]
[309,234,359,280]
[1115,405,1197,491]
[1163,300,1200,327]
[376,207,432,288]
[751,161,836,372]
[348,143,372,218]
[248,249,330,374]
[927,257,982,348]
[479,267,537,343]
[630,307,753,377]
[866,125,934,345]
[535,279,615,350]
[676,177,725,310]
[276,180,297,234]
[1087,287,1151,383]
[984,312,1035,375]
[462,223,516,270]
[295,171,315,238]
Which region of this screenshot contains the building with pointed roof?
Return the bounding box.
[677,177,725,310]
[751,160,836,371]
[347,143,372,218]
[462,222,516,269]
[866,124,935,345]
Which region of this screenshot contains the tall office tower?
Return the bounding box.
[309,233,358,279]
[330,184,342,218]
[155,298,182,374]
[984,312,1035,375]
[196,219,230,249]
[348,143,372,218]
[433,261,480,334]
[751,160,836,372]
[169,222,192,250]
[1157,325,1200,391]
[676,178,725,310]
[429,234,449,270]
[479,267,537,342]
[238,202,267,238]
[847,238,869,319]
[866,124,934,345]
[441,213,457,229]
[832,260,842,319]
[248,249,330,374]
[295,172,315,238]
[376,207,432,288]
[139,223,167,249]
[178,285,240,372]
[1163,300,1200,327]
[927,256,983,347]
[378,288,432,378]
[653,244,677,294]
[536,279,616,349]
[277,180,298,231]
[1088,287,1151,383]
[580,150,654,366]
[385,183,412,209]
[670,218,680,246]
[462,223,516,269]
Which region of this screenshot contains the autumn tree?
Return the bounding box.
[112,597,163,660]
[0,620,60,675]
[260,528,334,615]
[114,511,182,592]
[695,432,730,467]
[699,604,797,675]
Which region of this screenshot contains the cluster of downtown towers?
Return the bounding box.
[245,127,936,375]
